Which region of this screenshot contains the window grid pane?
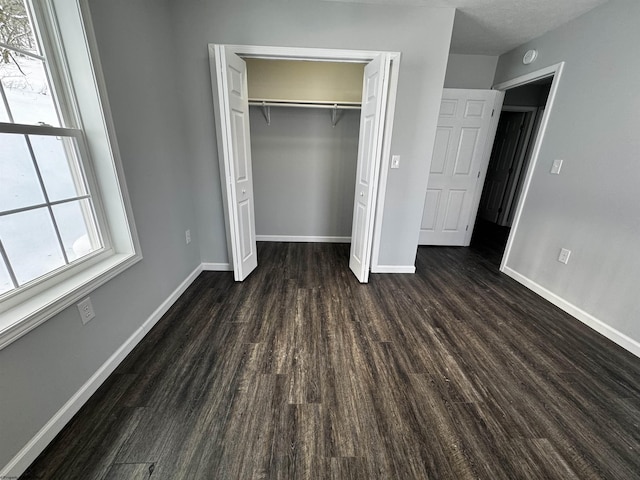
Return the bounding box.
[0,0,41,56]
[46,202,70,265]
[0,207,66,286]
[0,259,15,294]
[52,199,100,263]
[0,132,45,211]
[0,53,60,127]
[1,0,63,129]
[30,134,87,201]
[0,238,18,292]
[0,81,11,122]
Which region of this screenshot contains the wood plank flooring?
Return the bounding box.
[21,242,640,479]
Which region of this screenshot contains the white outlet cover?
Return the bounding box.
[77,297,96,324]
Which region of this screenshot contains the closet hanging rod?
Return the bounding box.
[248,100,361,110]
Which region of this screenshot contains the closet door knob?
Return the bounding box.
[360,192,364,196]
[242,188,246,194]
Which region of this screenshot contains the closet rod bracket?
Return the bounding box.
[331,104,344,127]
[260,101,271,125]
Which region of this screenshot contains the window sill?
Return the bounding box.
[0,251,142,350]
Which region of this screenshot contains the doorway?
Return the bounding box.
[209,45,401,283]
[419,63,564,271]
[472,64,563,269]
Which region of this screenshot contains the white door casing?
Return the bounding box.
[212,46,258,281]
[492,63,563,272]
[349,54,391,283]
[419,89,503,246]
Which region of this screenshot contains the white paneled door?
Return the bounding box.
[213,46,257,281]
[349,54,391,283]
[419,89,502,246]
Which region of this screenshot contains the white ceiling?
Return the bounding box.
[321,0,610,55]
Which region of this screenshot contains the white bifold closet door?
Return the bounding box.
[349,54,391,283]
[212,46,257,281]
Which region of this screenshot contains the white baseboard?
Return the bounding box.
[201,262,232,271]
[0,265,203,479]
[256,235,351,243]
[503,266,640,358]
[371,265,416,274]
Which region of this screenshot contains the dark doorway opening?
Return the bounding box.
[471,77,553,265]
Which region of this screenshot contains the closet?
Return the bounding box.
[245,59,365,243]
[210,45,396,282]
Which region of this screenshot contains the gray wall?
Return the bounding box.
[0,0,201,468]
[170,0,455,267]
[444,54,498,89]
[494,0,640,343]
[250,107,359,238]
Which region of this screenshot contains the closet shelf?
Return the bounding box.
[248,99,361,127]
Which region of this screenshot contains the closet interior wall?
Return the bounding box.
[250,107,360,240]
[246,59,364,242]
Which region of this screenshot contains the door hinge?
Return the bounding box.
[466,225,469,231]
[477,171,481,178]
[491,109,495,117]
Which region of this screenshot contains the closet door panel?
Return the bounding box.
[349,54,390,283]
[213,46,258,281]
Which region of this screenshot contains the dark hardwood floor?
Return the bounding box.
[22,241,640,479]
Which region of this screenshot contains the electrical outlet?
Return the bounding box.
[391,155,400,169]
[77,297,96,324]
[558,248,571,264]
[185,229,191,244]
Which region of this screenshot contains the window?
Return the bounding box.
[0,0,141,348]
[0,0,104,296]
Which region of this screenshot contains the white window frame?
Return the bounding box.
[0,0,141,349]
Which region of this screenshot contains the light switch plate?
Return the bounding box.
[391,155,400,169]
[550,159,563,175]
